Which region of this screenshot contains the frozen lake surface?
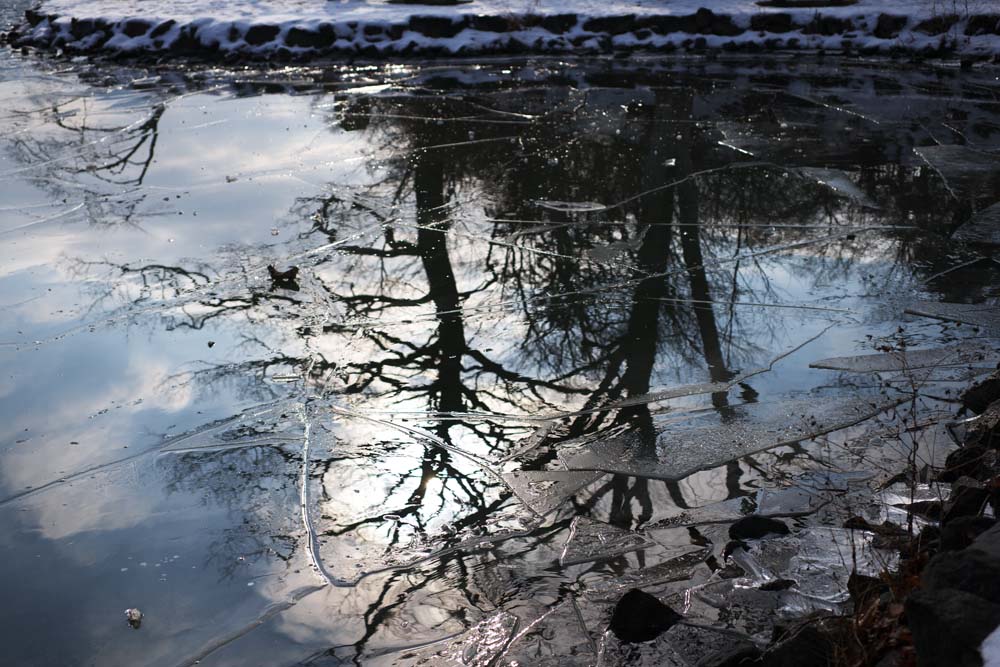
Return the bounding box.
[2,14,1000,665]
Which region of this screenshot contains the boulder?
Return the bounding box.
[940,516,996,551]
[729,516,790,540]
[924,548,1000,603]
[963,370,1000,414]
[609,588,682,643]
[906,588,1000,667]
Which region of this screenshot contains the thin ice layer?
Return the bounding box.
[159,400,304,454]
[914,144,1000,200]
[502,470,605,517]
[559,398,898,482]
[809,342,1000,372]
[724,527,898,602]
[954,202,1000,246]
[501,600,597,667]
[559,516,655,566]
[906,301,1000,334]
[397,610,518,667]
[645,470,871,530]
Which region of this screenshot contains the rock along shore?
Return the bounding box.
[5,3,1000,61]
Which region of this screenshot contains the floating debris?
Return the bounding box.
[124,608,143,629]
[798,167,878,208]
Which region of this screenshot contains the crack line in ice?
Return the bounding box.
[0,201,87,235]
[172,584,327,667]
[297,407,347,588]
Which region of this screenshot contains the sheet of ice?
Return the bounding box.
[646,471,870,531]
[559,397,899,482]
[914,145,1000,200]
[721,527,898,602]
[501,601,596,667]
[502,470,605,517]
[582,548,711,599]
[955,202,1000,247]
[397,610,518,667]
[159,400,304,454]
[559,516,655,566]
[810,342,1000,373]
[906,301,1000,334]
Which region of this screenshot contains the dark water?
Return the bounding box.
[2,26,1000,666]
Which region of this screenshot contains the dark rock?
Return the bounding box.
[895,499,942,520]
[723,539,748,559]
[848,570,888,606]
[760,578,796,591]
[581,15,636,34]
[69,18,99,40]
[121,19,150,38]
[914,14,959,35]
[172,26,201,52]
[729,516,790,540]
[873,14,907,39]
[924,548,1000,603]
[762,617,850,667]
[245,24,280,46]
[286,27,332,49]
[906,588,1000,667]
[24,9,45,26]
[709,645,763,667]
[149,20,175,38]
[844,516,909,537]
[636,15,688,34]
[941,516,996,551]
[939,444,993,483]
[963,371,1000,414]
[408,15,465,38]
[268,265,300,286]
[943,478,989,523]
[965,15,1000,37]
[972,523,1000,561]
[965,400,1000,449]
[750,13,794,33]
[801,16,853,35]
[467,15,510,33]
[609,588,682,643]
[540,14,576,34]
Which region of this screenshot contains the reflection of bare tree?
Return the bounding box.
[160,446,302,581]
[6,103,165,227]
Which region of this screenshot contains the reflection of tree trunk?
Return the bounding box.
[678,176,729,385]
[606,126,677,526]
[414,151,465,415]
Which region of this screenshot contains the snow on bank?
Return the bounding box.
[6,0,1000,60]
